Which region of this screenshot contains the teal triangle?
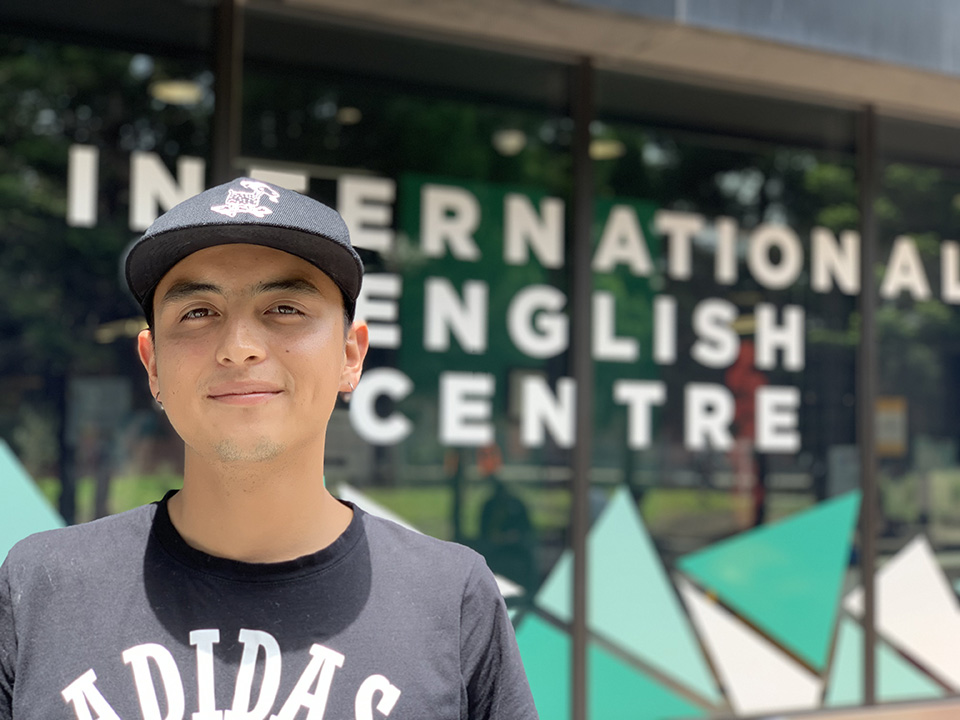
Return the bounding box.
[678,491,861,669]
[515,613,710,720]
[0,440,64,561]
[826,617,945,706]
[590,642,707,720]
[534,544,573,623]
[534,487,720,703]
[515,614,570,720]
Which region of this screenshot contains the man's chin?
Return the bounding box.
[212,438,285,463]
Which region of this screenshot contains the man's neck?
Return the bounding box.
[168,447,353,563]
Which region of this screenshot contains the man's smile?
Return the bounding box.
[206,381,284,405]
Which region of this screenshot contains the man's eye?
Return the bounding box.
[271,305,302,315]
[182,308,212,320]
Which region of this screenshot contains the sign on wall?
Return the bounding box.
[65,148,960,456]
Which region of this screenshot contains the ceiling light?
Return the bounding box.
[589,138,626,160]
[492,129,527,156]
[336,107,363,125]
[149,80,204,106]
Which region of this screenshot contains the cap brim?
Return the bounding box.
[125,224,363,317]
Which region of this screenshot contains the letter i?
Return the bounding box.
[67,145,99,227]
[191,630,224,720]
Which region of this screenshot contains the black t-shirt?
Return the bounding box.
[0,494,538,720]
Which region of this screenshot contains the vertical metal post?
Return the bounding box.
[569,57,595,720]
[857,104,879,706]
[56,374,76,525]
[211,0,243,185]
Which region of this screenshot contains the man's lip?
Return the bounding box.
[207,383,284,399]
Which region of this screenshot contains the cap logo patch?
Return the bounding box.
[210,180,281,218]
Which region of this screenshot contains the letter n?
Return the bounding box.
[130,152,205,231]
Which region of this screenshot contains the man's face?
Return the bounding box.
[137,243,368,466]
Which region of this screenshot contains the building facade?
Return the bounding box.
[5,1,960,717]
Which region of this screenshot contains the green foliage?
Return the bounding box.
[804,163,856,203]
[885,163,941,194]
[36,472,181,524]
[11,405,58,477]
[816,203,858,231]
[0,34,211,473]
[334,482,570,544]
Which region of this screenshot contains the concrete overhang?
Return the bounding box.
[268,0,960,128]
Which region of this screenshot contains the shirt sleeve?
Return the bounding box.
[0,558,16,720]
[459,555,539,720]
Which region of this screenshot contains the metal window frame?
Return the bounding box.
[569,56,595,720]
[857,104,879,707]
[212,0,243,185]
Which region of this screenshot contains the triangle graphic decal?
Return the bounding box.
[826,617,944,706]
[845,535,960,690]
[589,641,708,719]
[678,577,821,715]
[534,486,720,703]
[514,614,570,720]
[535,543,573,623]
[0,440,64,561]
[677,491,860,669]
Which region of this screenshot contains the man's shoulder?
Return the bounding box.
[2,502,158,580]
[357,507,490,584]
[359,507,478,556]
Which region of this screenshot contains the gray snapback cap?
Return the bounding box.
[124,177,363,319]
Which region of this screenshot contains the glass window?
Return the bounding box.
[873,140,960,705]
[10,10,960,717]
[0,32,212,534]
[560,70,867,718]
[238,11,578,712]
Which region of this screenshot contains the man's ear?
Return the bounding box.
[340,321,369,392]
[137,329,160,401]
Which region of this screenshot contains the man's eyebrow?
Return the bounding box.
[255,278,323,296]
[157,277,323,310]
[158,280,223,307]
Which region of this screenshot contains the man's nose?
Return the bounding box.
[216,315,266,365]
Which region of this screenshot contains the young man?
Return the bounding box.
[0,178,538,720]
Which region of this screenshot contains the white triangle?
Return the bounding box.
[337,483,419,532]
[678,576,822,715]
[845,534,960,690]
